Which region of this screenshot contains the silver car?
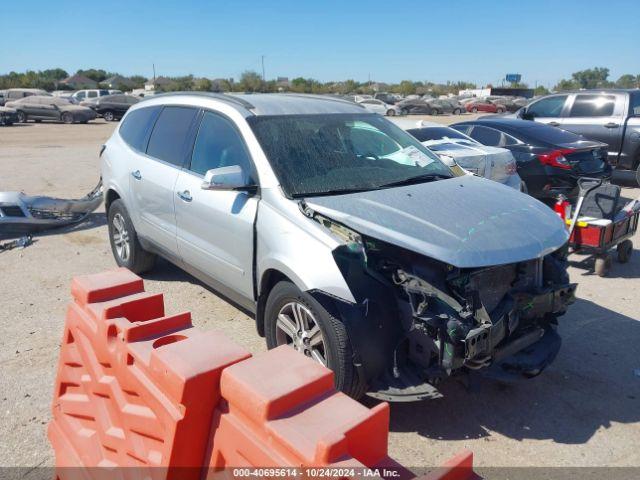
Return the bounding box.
[101,93,575,400]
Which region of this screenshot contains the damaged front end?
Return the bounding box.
[305,206,576,402]
[0,180,103,238]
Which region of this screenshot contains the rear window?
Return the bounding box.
[569,95,615,117]
[518,124,582,144]
[119,106,161,152]
[146,106,199,167]
[407,127,468,142]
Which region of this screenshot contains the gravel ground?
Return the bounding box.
[1,115,639,471]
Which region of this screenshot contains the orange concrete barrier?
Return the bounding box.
[49,268,251,479]
[49,268,477,480]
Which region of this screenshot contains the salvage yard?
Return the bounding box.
[1,118,639,471]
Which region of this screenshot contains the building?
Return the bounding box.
[103,75,134,89]
[60,74,98,89]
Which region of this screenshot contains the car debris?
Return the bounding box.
[0,235,33,252]
[0,180,103,238]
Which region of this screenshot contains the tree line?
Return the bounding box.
[1,67,638,95]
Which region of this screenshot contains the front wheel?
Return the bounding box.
[61,112,73,124]
[471,107,478,113]
[264,281,366,398]
[386,109,396,116]
[107,199,156,273]
[496,107,505,113]
[102,110,115,122]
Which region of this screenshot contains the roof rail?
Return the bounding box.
[147,91,255,110]
[280,93,365,108]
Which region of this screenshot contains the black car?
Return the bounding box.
[397,98,439,115]
[451,118,611,202]
[92,94,139,121]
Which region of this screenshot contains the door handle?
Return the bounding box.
[131,170,142,180]
[548,121,560,127]
[604,122,620,128]
[177,190,192,202]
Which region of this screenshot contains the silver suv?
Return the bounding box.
[102,93,574,400]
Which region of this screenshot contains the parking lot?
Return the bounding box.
[1,117,639,471]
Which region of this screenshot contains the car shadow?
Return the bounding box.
[367,298,639,445]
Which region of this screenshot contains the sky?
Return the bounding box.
[2,0,639,88]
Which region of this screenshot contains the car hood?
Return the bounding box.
[305,174,568,268]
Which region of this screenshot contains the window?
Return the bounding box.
[189,111,253,177]
[99,90,109,96]
[119,106,161,152]
[569,95,616,117]
[631,92,640,116]
[248,113,450,197]
[125,96,139,105]
[407,127,469,142]
[87,91,97,98]
[146,106,199,166]
[76,92,86,100]
[526,95,567,117]
[468,126,503,146]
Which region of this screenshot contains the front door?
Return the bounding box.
[174,110,258,299]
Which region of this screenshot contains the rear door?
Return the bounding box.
[524,94,569,127]
[127,105,200,258]
[561,93,624,157]
[174,110,258,299]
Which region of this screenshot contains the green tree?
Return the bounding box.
[194,78,213,91]
[571,67,610,89]
[76,69,108,82]
[397,80,416,96]
[534,85,550,96]
[615,74,639,89]
[42,68,68,80]
[129,75,147,89]
[554,78,579,91]
[238,70,265,92]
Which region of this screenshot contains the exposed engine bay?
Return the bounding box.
[305,206,576,401]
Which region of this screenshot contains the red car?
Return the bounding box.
[465,99,506,114]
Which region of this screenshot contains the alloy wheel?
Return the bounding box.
[112,213,131,262]
[275,301,327,366]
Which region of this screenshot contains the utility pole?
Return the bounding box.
[261,55,266,81]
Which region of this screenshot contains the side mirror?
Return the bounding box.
[520,108,535,120]
[201,165,257,193]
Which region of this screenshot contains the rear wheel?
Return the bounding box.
[471,107,478,113]
[386,109,396,116]
[617,239,633,263]
[61,112,73,124]
[16,110,27,123]
[496,107,505,113]
[107,199,156,273]
[453,108,462,115]
[265,281,366,398]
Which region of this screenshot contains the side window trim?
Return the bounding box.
[184,108,258,184]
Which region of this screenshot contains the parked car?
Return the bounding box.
[397,97,440,115]
[102,93,575,400]
[0,88,49,106]
[465,99,506,114]
[71,89,111,103]
[514,90,640,177]
[0,106,18,126]
[89,94,140,121]
[430,98,465,115]
[489,96,528,113]
[397,120,522,189]
[373,92,398,104]
[5,96,97,124]
[451,118,610,202]
[357,98,402,116]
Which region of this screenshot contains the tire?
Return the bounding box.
[471,107,478,113]
[453,108,462,115]
[617,239,633,263]
[61,112,73,124]
[16,110,27,123]
[264,281,366,398]
[496,108,505,113]
[594,254,612,277]
[107,199,156,273]
[386,109,396,116]
[103,110,115,122]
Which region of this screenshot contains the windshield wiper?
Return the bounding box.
[294,186,378,198]
[377,173,452,189]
